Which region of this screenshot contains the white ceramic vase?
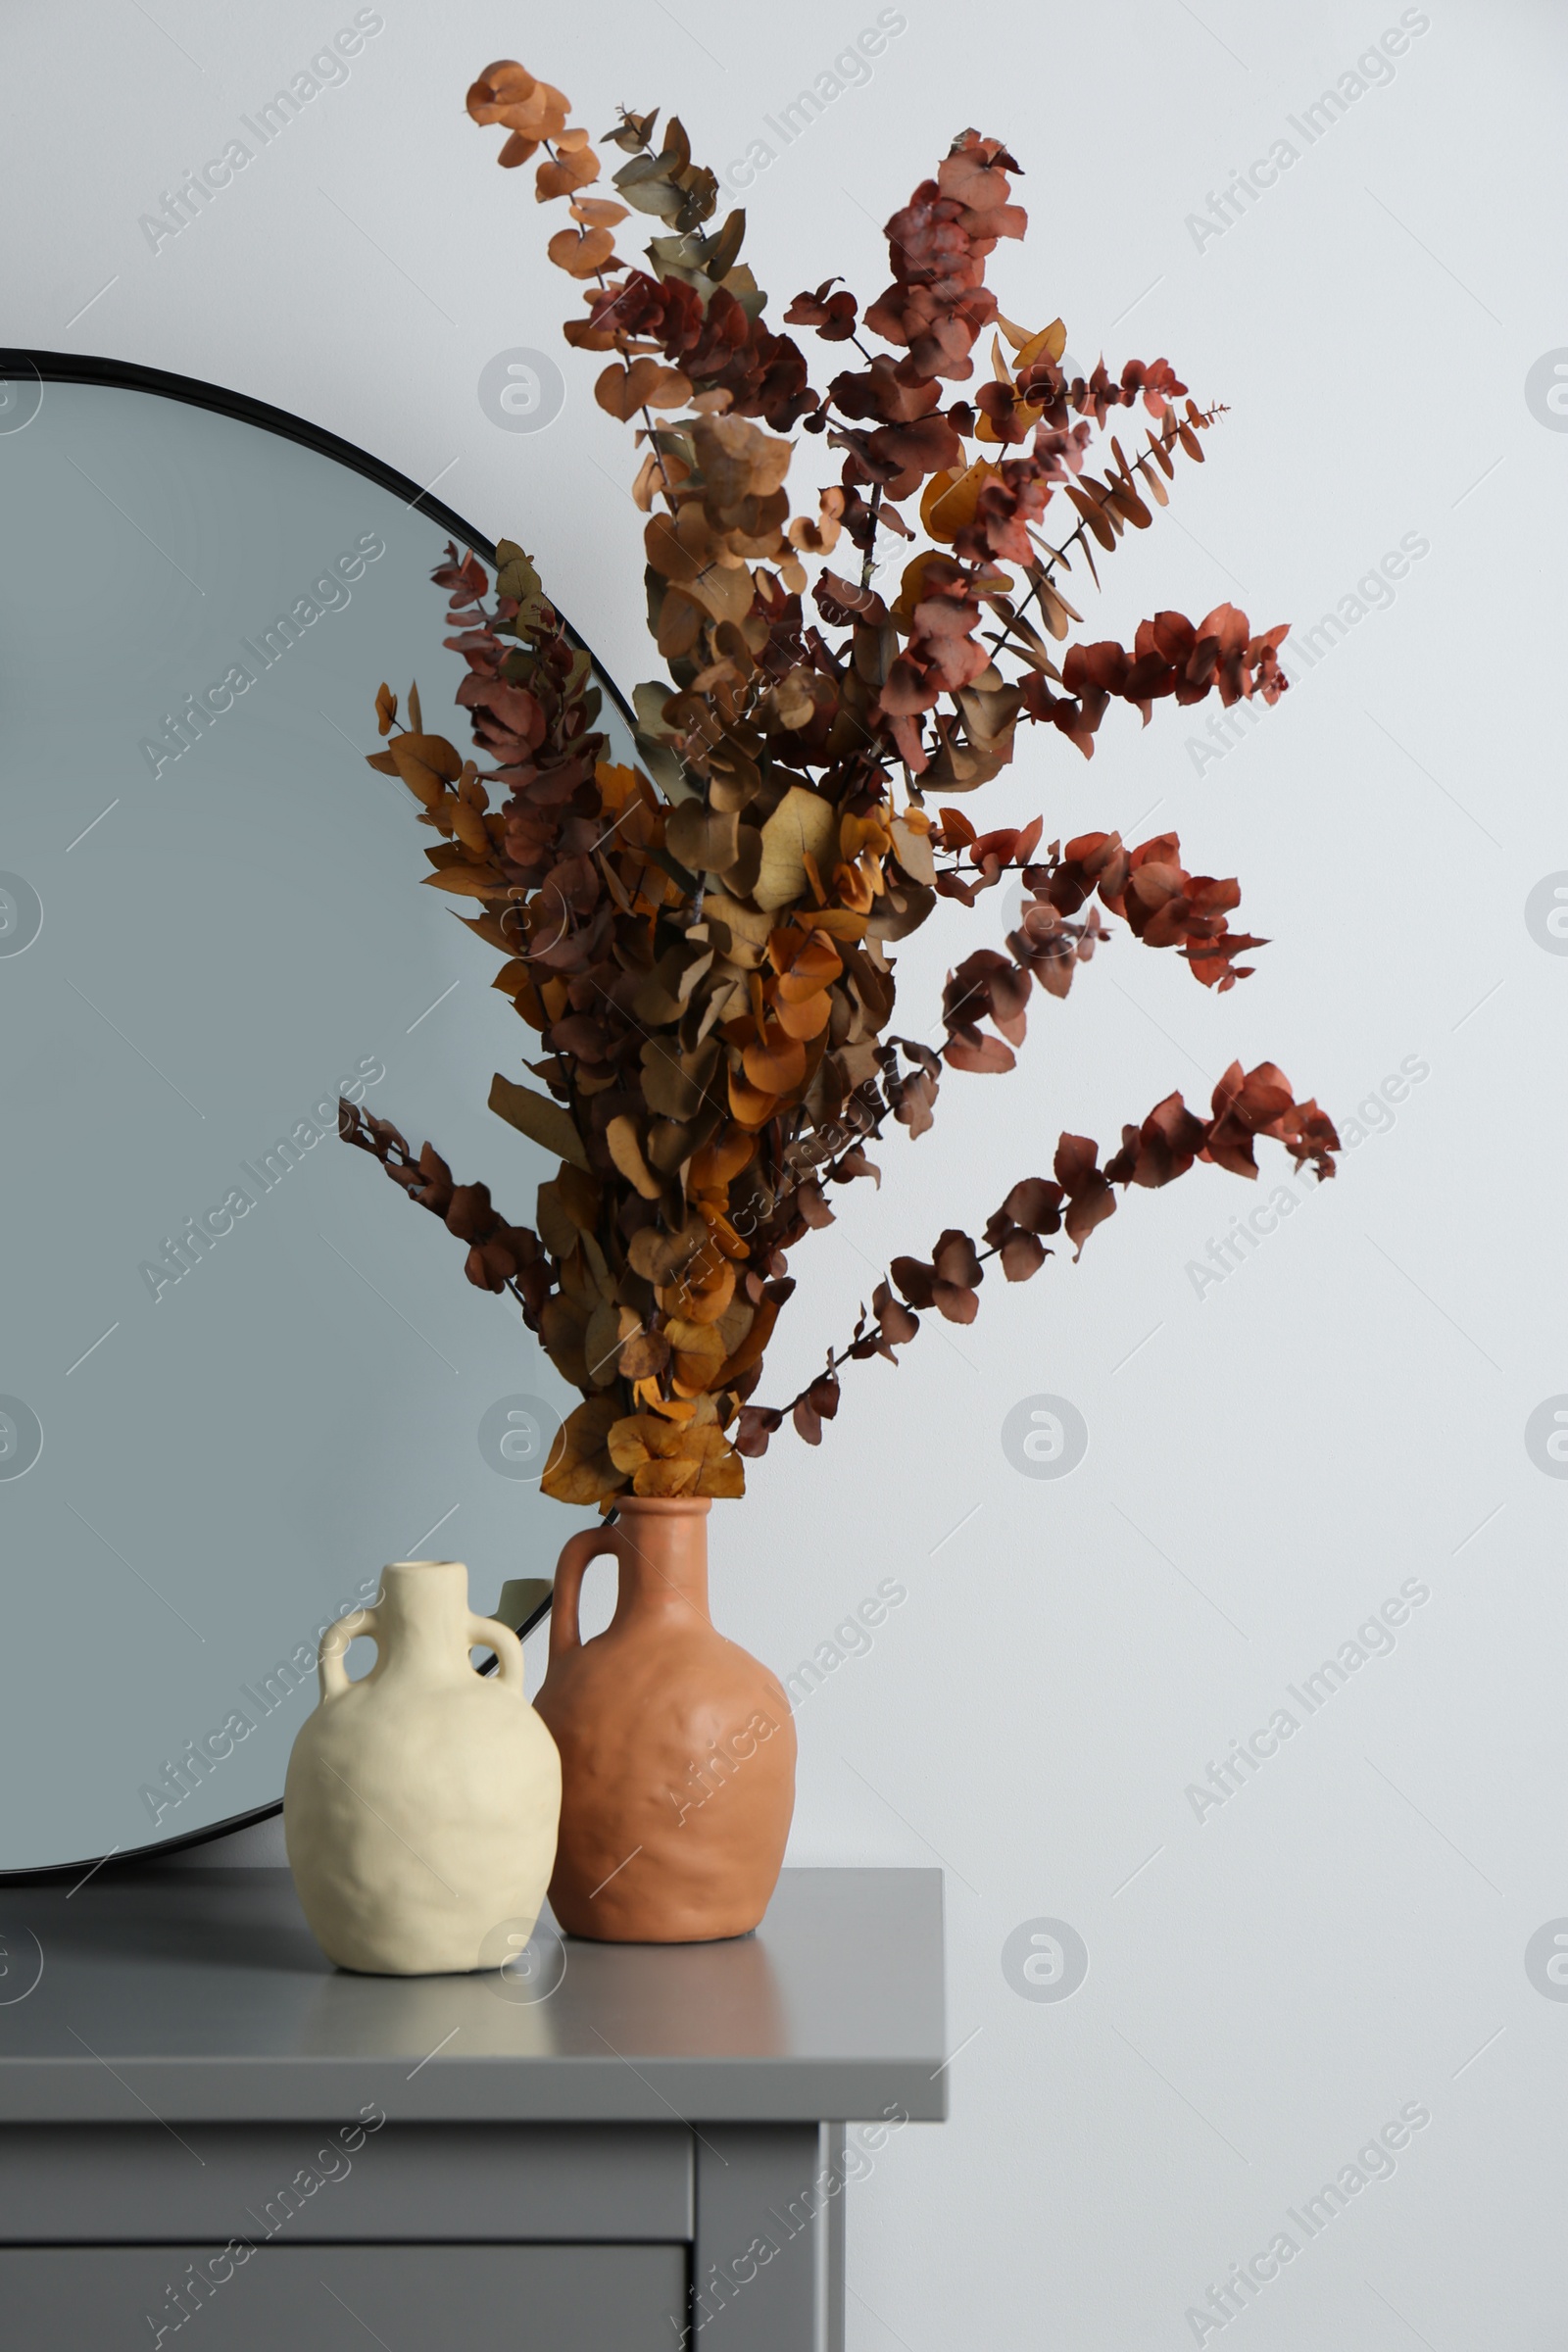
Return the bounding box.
[284,1560,562,1976]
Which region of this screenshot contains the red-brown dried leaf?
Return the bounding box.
[1001,1177,1063,1233]
[1054,1133,1116,1258]
[891,1254,937,1310]
[1102,1092,1208,1189]
[871,1280,920,1348]
[785,279,859,341]
[1000,1231,1047,1281]
[793,1395,823,1446]
[934,1281,979,1324]
[932,1229,982,1289]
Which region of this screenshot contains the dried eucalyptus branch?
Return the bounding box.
[736,1063,1339,1453]
[332,59,1338,1502]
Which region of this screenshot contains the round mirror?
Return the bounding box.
[0,356,614,1875]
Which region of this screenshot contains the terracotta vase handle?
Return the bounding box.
[550,1522,624,1664]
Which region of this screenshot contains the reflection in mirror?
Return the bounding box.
[0,368,613,1873]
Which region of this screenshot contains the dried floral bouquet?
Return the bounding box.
[340,59,1340,1504]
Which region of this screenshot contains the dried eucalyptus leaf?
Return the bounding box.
[535,1179,581,1260]
[754,785,838,912]
[704,891,774,967]
[607,1113,662,1200]
[633,948,690,1025]
[646,1118,694,1173]
[666,802,742,874]
[633,680,679,738]
[489,1074,589,1171]
[635,731,697,803]
[640,1033,718,1120]
[719,826,762,899]
[628,1213,709,1283]
[583,1299,624,1388]
[889,815,935,886]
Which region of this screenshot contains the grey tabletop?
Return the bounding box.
[0,1867,946,2128]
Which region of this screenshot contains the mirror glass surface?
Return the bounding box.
[0,370,612,1872]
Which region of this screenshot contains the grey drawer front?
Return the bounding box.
[1,2243,688,2350]
[0,2123,691,2242]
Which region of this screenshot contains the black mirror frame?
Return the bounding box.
[0,350,597,1880]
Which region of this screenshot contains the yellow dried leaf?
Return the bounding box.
[920,458,998,542]
[754,785,839,912]
[607,1412,745,1497]
[606,1113,662,1201]
[541,1396,624,1504]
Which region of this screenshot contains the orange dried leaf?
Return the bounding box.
[742,1025,808,1095]
[728,1066,779,1129]
[420,866,508,900]
[673,1258,737,1326]
[548,224,617,278]
[536,146,601,201]
[772,990,832,1041]
[597,358,694,419]
[920,458,997,544]
[570,196,629,227]
[466,60,569,146]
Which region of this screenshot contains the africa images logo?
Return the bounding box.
[1002,1395,1089,1479]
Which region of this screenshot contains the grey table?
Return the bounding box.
[0,1866,945,2350]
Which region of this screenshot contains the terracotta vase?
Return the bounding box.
[284,1561,562,1976]
[534,1497,796,1942]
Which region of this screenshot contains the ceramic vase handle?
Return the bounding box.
[467,1612,525,1693]
[549,1523,624,1663]
[318,1601,379,1701]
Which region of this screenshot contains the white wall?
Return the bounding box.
[10,0,1567,2340]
